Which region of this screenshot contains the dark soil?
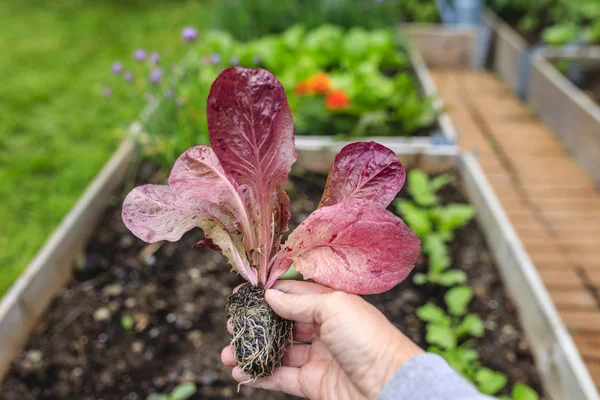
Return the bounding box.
[1,163,544,399]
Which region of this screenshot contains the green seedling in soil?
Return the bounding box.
[417,286,485,351]
[417,285,513,395]
[500,382,540,400]
[147,382,197,400]
[121,315,135,331]
[122,67,420,380]
[395,171,474,286]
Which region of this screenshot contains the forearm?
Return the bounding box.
[378,354,495,400]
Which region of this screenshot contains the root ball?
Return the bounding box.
[226,284,294,379]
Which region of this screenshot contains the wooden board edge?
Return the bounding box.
[458,152,600,400]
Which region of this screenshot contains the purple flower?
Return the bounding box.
[229,55,240,66]
[164,89,174,98]
[210,53,221,65]
[124,71,134,83]
[150,69,162,85]
[134,49,146,62]
[111,61,123,74]
[181,27,198,43]
[103,87,112,97]
[252,55,261,65]
[150,52,160,65]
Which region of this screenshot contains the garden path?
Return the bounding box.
[431,69,600,389]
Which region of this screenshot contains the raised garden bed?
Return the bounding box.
[401,24,477,68]
[528,47,600,186]
[139,26,458,170]
[2,161,542,399]
[481,5,600,99]
[0,146,597,399]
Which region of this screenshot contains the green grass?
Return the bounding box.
[0,0,205,295]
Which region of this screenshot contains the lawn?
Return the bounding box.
[0,0,205,295]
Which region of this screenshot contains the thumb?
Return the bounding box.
[265,289,329,325]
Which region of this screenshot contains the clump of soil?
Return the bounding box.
[1,163,544,399]
[226,284,293,379]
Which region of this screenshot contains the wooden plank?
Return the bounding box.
[560,311,600,333]
[489,13,527,96]
[550,291,598,310]
[402,25,477,68]
[529,53,600,186]
[573,335,600,361]
[538,270,586,290]
[458,153,600,400]
[585,271,600,286]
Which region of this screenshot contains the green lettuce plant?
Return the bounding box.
[138,26,437,168]
[488,0,600,45]
[395,171,474,286]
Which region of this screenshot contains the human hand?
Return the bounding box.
[221,280,423,400]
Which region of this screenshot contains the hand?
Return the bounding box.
[221,281,423,400]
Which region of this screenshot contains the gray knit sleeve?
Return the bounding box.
[378,353,496,400]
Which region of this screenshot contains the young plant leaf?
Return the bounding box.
[207,67,297,280]
[407,170,437,207]
[437,204,475,241]
[319,141,406,208]
[444,286,474,316]
[271,199,420,294]
[413,273,427,285]
[122,185,255,284]
[426,324,457,350]
[434,270,467,286]
[512,382,539,400]
[171,383,197,400]
[475,368,508,395]
[429,173,454,192]
[395,200,432,238]
[456,314,485,338]
[416,303,450,325]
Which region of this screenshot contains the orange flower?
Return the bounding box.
[325,90,350,110]
[295,82,309,95]
[306,72,331,94]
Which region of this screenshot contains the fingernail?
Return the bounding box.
[266,289,284,297]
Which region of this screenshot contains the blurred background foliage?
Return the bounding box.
[0,0,441,296]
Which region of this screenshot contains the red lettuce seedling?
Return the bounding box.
[122,67,420,379]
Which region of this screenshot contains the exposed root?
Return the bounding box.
[226,283,294,380]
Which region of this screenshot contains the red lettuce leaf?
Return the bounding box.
[319,142,406,208]
[121,147,257,284]
[207,67,296,281]
[269,199,421,294]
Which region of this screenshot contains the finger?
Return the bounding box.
[282,344,310,367]
[221,346,237,367]
[266,289,340,325]
[294,322,318,342]
[272,280,333,295]
[227,318,233,334]
[232,366,304,398]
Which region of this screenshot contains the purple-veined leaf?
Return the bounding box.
[122,184,257,284]
[269,199,420,294]
[319,142,405,208]
[207,67,297,282]
[168,145,254,248]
